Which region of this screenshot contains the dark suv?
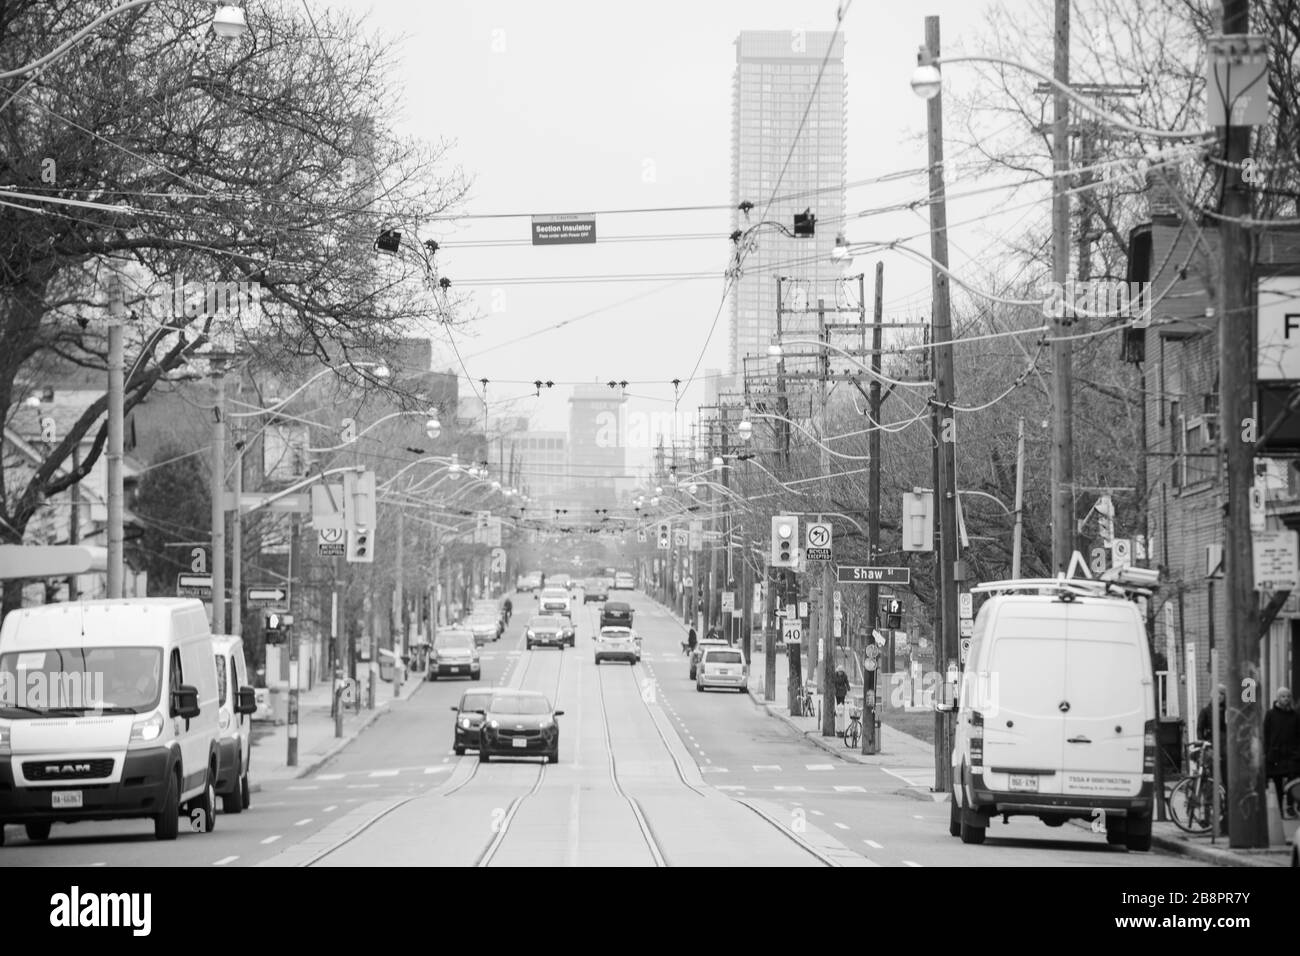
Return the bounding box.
[600,601,633,629]
[451,688,495,755]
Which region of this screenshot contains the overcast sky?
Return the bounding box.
[326,0,1041,474]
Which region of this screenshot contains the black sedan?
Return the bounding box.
[450,688,494,755]
[525,614,572,649]
[477,691,563,763]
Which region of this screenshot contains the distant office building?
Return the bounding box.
[568,385,626,508]
[515,430,569,506]
[730,30,847,374]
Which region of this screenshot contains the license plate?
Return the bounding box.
[1008,774,1038,792]
[52,790,83,808]
[451,666,462,673]
[512,738,528,749]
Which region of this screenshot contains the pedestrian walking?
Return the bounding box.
[1265,686,1300,818]
[833,668,849,706]
[686,627,697,656]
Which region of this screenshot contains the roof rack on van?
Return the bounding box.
[971,566,1157,601]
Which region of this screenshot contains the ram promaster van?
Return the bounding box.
[212,636,257,814]
[948,567,1158,852]
[0,599,222,844]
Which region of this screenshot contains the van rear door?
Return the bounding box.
[981,605,1067,795]
[1060,603,1147,798]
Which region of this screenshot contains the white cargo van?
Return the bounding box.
[0,599,222,844]
[948,569,1158,852]
[212,636,257,814]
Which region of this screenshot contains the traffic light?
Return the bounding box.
[343,469,376,534]
[881,597,903,630]
[264,611,291,645]
[657,522,671,550]
[771,516,798,567]
[901,491,934,552]
[347,526,374,564]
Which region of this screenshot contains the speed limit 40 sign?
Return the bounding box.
[783,622,802,644]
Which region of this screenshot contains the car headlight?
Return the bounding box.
[129,711,165,745]
[459,718,472,729]
[539,718,554,729]
[488,719,500,729]
[527,630,535,638]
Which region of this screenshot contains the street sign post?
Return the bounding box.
[720,591,735,613]
[805,522,832,562]
[837,565,911,585]
[177,573,213,598]
[248,586,287,606]
[1253,529,1300,591]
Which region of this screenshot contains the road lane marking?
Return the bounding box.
[834,786,866,792]
[807,764,834,771]
[774,785,805,791]
[716,785,747,790]
[369,770,399,778]
[287,785,319,791]
[295,818,312,826]
[214,856,238,866]
[811,809,825,816]
[261,836,281,845]
[316,774,344,780]
[864,839,883,848]
[323,805,337,812]
[348,784,380,789]
[424,766,449,774]
[834,822,849,830]
[700,766,728,773]
[754,764,781,771]
[912,815,925,820]
[903,860,922,867]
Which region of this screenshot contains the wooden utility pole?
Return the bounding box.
[773,280,790,706]
[818,299,836,737]
[864,261,884,754]
[1218,0,1268,848]
[1049,0,1074,575]
[924,15,961,794]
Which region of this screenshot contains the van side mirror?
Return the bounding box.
[172,684,200,720]
[553,710,565,717]
[451,705,460,712]
[235,686,258,715]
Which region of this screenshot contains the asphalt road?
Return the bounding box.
[0,590,1210,867]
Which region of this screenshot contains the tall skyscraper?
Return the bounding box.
[567,384,627,508]
[730,30,847,374]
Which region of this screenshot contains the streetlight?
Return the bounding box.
[425,417,441,440]
[212,4,248,37]
[909,52,943,99]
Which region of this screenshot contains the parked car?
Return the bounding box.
[948,567,1158,851]
[525,614,572,649]
[600,601,633,629]
[690,638,730,680]
[697,645,747,693]
[450,688,494,755]
[428,629,481,680]
[583,578,608,603]
[594,626,638,665]
[212,635,257,814]
[0,598,222,843]
[519,572,543,592]
[477,691,563,763]
[466,614,501,645]
[614,572,635,590]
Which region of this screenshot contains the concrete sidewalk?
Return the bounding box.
[248,667,425,792]
[648,595,1292,866]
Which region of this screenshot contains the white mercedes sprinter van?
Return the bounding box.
[948,569,1158,852]
[212,636,257,814]
[0,599,222,844]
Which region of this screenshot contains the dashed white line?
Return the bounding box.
[834,785,867,792]
[260,835,281,845]
[912,814,925,820]
[834,822,850,830]
[807,764,834,771]
[903,860,923,867]
[754,764,781,771]
[323,805,338,813]
[348,784,380,789]
[810,809,825,816]
[316,774,344,781]
[774,786,806,792]
[369,770,399,778]
[294,818,312,827]
[214,856,239,866]
[287,785,319,791]
[424,766,448,774]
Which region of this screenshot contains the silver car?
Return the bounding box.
[429,630,481,680]
[594,626,638,665]
[696,646,747,693]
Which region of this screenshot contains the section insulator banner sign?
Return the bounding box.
[531,214,596,245]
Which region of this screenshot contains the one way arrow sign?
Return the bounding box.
[248,587,287,605]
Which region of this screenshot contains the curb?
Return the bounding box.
[1148,831,1288,867]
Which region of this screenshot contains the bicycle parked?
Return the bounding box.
[843,707,862,748]
[1166,740,1226,834]
[794,685,816,718]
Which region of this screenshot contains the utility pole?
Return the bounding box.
[68,444,81,601]
[1218,0,1267,848]
[817,298,836,737]
[210,366,226,633]
[864,261,884,754]
[333,555,343,738]
[231,387,242,638]
[1012,417,1026,578]
[106,274,125,600]
[286,511,300,767]
[923,15,961,794]
[394,508,404,698]
[1049,0,1075,575]
[775,280,798,710]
